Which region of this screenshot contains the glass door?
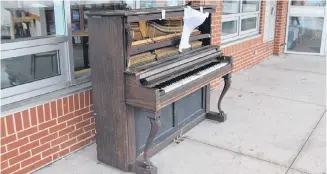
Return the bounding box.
[285,0,326,55]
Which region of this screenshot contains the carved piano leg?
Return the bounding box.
[206,73,231,122]
[131,111,161,174]
[143,114,161,171]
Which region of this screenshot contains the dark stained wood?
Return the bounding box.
[88,16,135,171]
[127,45,216,72]
[87,5,233,174]
[131,34,211,55]
[205,85,210,113]
[135,112,206,161]
[87,5,216,18]
[125,73,159,111]
[159,64,232,109]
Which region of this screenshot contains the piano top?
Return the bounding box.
[86,5,216,17]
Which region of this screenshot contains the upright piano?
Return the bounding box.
[87,5,233,174]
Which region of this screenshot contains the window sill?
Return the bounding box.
[221,34,261,48]
[1,76,92,117]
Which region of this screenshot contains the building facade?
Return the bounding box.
[1,0,326,173]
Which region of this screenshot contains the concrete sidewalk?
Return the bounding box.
[34,54,326,174]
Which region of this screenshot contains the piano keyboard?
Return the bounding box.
[139,49,217,79]
[162,62,228,93]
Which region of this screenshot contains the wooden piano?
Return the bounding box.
[87,5,233,174]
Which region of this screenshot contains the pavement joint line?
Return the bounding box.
[185,137,289,169]
[229,87,326,107]
[286,168,310,174]
[285,109,327,174]
[257,64,326,76]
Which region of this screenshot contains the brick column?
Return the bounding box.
[206,0,222,45]
[273,0,289,55]
[205,0,222,88]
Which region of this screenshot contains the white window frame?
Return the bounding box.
[240,14,259,35]
[1,1,73,106]
[1,42,69,98]
[1,0,187,108]
[222,0,261,43]
[221,16,239,41]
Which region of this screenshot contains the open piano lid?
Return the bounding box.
[86,5,216,17]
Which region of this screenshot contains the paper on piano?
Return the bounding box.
[179,6,209,52]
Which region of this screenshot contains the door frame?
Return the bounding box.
[284,0,327,56]
[264,0,277,42]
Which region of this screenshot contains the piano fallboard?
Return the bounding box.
[125,55,232,112]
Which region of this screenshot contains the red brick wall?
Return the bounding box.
[1,90,96,174]
[209,0,277,89]
[273,0,289,55]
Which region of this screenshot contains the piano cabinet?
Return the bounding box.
[87,6,233,174]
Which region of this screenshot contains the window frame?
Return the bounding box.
[1,0,73,106]
[222,0,261,43]
[1,0,186,107]
[1,42,69,98]
[221,16,239,41]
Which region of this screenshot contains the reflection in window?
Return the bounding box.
[241,17,257,31]
[70,0,184,72]
[222,0,240,14]
[1,1,57,41]
[70,1,134,72]
[222,20,237,36]
[242,0,260,12]
[291,0,326,6]
[287,17,323,53]
[1,51,60,89]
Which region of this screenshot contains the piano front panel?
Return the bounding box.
[134,88,206,156]
[134,104,174,156]
[174,88,205,128]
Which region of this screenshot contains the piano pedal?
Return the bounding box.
[173,130,187,144]
[173,136,185,144]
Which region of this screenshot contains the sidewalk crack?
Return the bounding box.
[230,88,326,107]
[285,110,326,174]
[186,137,288,168]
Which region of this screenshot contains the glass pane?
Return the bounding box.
[223,0,240,14]
[222,20,238,36]
[287,16,324,53]
[1,1,61,42]
[242,0,260,12]
[140,0,183,8]
[1,50,60,89]
[167,0,184,7]
[291,0,325,6]
[241,17,257,31]
[70,0,184,72]
[70,1,134,72]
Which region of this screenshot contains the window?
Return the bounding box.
[1,43,69,98]
[222,0,261,43]
[291,0,325,7]
[1,0,185,106]
[68,0,184,76]
[1,1,71,105]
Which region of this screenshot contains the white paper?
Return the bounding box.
[179,6,209,52]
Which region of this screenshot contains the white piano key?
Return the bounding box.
[162,62,228,93]
[140,49,217,79]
